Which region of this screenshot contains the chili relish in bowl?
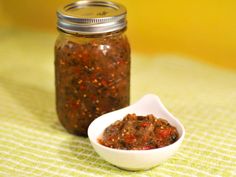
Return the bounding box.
[98,114,179,150]
[88,94,185,171]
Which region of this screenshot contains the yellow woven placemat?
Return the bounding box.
[0,29,236,177]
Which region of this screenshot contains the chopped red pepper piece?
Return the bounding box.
[140,122,151,127]
[124,134,136,144]
[140,146,154,150]
[159,128,172,138]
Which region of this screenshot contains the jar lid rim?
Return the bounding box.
[57,0,127,34]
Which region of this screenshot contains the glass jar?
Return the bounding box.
[55,0,130,136]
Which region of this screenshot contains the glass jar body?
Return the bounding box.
[55,30,130,136]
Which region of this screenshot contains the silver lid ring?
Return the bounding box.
[57,0,127,34]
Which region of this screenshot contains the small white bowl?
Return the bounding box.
[88,94,185,171]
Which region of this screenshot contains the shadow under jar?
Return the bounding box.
[55,0,131,136]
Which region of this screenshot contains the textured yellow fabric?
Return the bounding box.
[0,29,236,176]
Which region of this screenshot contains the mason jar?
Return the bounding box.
[55,0,131,136]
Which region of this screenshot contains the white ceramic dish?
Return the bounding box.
[88,94,185,171]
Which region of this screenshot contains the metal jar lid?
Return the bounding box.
[57,0,127,34]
